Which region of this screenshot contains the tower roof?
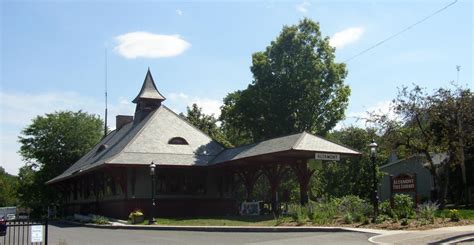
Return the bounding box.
[132,68,166,103]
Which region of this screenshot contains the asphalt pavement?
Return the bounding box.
[49,222,375,245]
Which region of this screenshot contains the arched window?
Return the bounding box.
[97,144,108,153]
[168,137,189,145]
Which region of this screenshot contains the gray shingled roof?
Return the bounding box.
[48,105,224,184]
[132,69,166,103]
[211,132,361,164]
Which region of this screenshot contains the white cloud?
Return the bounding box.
[114,32,191,59]
[0,91,135,175]
[176,9,183,16]
[329,27,364,49]
[335,100,395,130]
[168,92,222,118]
[296,1,310,13]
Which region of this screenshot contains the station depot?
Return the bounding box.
[48,69,361,219]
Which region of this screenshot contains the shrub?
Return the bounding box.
[288,204,308,225]
[343,213,354,224]
[375,214,390,224]
[379,200,393,217]
[338,195,370,216]
[400,218,409,226]
[310,200,338,225]
[416,202,439,223]
[393,194,414,219]
[91,215,109,225]
[129,210,143,219]
[449,209,460,222]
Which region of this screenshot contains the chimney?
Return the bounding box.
[116,115,133,130]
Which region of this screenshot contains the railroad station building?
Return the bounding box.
[48,69,361,219]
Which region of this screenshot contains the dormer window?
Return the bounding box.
[96,144,109,153]
[168,137,189,145]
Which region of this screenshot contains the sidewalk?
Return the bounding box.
[369,225,474,244]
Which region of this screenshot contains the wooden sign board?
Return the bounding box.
[391,174,416,192]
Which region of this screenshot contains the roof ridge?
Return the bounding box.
[291,131,308,150]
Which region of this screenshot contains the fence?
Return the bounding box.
[2,219,48,245]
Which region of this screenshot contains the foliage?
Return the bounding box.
[370,84,473,206]
[288,204,308,225]
[312,127,387,200]
[0,167,18,206]
[129,210,144,219]
[448,209,460,222]
[416,202,439,223]
[379,200,393,217]
[220,18,350,144]
[400,218,409,226]
[17,111,103,216]
[310,200,338,225]
[181,103,233,148]
[337,195,371,221]
[392,194,414,219]
[343,213,354,224]
[91,215,109,225]
[288,196,371,225]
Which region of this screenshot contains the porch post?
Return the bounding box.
[291,160,315,205]
[262,163,288,215]
[236,165,262,202]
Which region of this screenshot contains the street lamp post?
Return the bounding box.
[149,161,156,224]
[369,139,379,221]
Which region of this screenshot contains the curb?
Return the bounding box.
[58,220,379,233]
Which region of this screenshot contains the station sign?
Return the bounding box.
[315,153,340,161]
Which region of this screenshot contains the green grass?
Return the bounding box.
[153,215,290,226]
[435,209,474,220]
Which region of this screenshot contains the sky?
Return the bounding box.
[1,0,472,175]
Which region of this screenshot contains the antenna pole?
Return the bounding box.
[104,48,108,137]
[456,65,461,83]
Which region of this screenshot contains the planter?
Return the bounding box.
[131,215,144,224]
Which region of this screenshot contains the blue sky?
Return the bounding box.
[1,0,472,175]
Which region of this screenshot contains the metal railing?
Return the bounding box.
[2,219,48,245]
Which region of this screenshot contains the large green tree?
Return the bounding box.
[371,84,473,206]
[220,18,350,144]
[17,110,103,216]
[181,104,233,148]
[0,166,18,206]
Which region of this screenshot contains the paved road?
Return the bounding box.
[49,223,375,245]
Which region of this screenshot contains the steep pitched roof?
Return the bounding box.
[48,105,224,184]
[132,69,166,103]
[211,132,361,164]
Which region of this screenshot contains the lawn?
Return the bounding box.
[154,215,287,226]
[435,209,474,220]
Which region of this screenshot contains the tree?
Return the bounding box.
[312,127,388,200]
[0,167,18,206]
[220,18,350,144]
[370,84,473,206]
[428,86,473,204]
[180,104,233,148]
[17,110,103,215]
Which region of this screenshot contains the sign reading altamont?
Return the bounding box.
[391,173,416,192]
[315,153,340,161]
